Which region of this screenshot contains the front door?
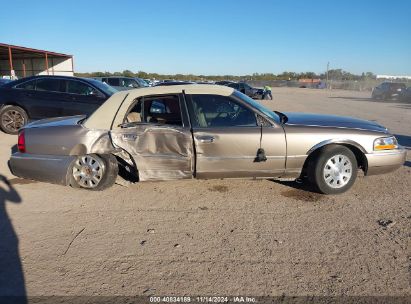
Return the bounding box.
[110,93,194,181]
[61,80,105,116]
[186,94,286,179]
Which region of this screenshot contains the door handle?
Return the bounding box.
[196,135,215,143]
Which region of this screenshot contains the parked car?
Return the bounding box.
[94,77,148,91]
[143,79,154,86]
[0,79,12,87]
[215,80,236,86]
[0,76,116,134]
[9,85,405,194]
[371,82,406,100]
[226,82,264,99]
[155,81,194,86]
[399,86,411,102]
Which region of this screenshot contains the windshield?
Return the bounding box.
[233,90,280,123]
[87,78,118,95]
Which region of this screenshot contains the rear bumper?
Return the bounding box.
[9,152,75,185]
[365,148,407,175]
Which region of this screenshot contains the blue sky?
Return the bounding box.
[1,0,410,75]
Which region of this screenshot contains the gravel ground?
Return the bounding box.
[0,88,410,298]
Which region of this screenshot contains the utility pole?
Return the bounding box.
[326,61,330,89]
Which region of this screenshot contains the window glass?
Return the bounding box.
[107,78,120,86]
[15,79,36,90]
[35,79,64,92]
[150,100,168,113]
[190,94,257,128]
[67,80,98,96]
[227,83,240,90]
[121,78,139,88]
[144,95,182,125]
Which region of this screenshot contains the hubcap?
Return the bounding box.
[2,110,25,132]
[323,154,352,189]
[72,155,104,188]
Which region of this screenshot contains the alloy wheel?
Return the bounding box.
[72,155,105,189]
[323,154,353,189]
[1,110,26,133]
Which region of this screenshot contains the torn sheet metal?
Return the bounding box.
[111,125,194,181]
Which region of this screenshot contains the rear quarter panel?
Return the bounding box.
[24,125,114,156]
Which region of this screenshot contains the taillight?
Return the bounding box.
[18,130,25,153]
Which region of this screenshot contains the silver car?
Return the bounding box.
[9,85,406,194]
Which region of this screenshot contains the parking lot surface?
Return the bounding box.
[0,88,410,297]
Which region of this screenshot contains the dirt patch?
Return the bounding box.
[8,178,38,185]
[208,185,229,193]
[281,189,324,202]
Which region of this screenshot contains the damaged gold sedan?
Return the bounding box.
[9,85,406,194]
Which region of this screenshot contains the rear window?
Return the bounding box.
[15,79,36,90]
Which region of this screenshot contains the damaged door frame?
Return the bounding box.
[109,92,196,181]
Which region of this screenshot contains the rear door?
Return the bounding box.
[28,78,67,118]
[110,93,194,181]
[186,94,286,179]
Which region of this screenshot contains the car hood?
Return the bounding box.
[25,115,87,129]
[283,112,388,133]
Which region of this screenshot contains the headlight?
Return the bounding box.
[374,136,398,151]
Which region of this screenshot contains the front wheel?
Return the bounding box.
[69,154,118,191]
[308,145,358,194]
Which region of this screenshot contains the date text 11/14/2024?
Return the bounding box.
[149,296,257,303]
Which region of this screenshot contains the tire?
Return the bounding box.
[69,154,118,191]
[307,145,357,194]
[0,105,28,135]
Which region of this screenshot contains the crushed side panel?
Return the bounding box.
[111,125,194,181]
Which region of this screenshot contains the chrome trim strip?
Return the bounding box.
[197,156,285,160]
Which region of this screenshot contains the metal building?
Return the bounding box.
[0,43,74,79]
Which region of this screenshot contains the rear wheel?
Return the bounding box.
[308,145,357,194]
[69,154,118,191]
[0,105,28,134]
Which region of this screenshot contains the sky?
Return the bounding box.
[1,0,410,75]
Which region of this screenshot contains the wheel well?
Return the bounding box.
[300,143,368,178]
[112,151,139,183]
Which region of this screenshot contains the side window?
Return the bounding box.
[144,95,182,125]
[15,79,36,90]
[107,78,120,86]
[189,94,257,128]
[35,79,64,92]
[67,80,98,96]
[121,78,139,88]
[228,83,240,90]
[125,95,182,126]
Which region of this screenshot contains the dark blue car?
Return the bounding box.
[0,75,117,134]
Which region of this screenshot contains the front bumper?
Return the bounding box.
[9,152,76,185]
[365,148,407,175]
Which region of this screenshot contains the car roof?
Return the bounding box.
[84,84,235,130]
